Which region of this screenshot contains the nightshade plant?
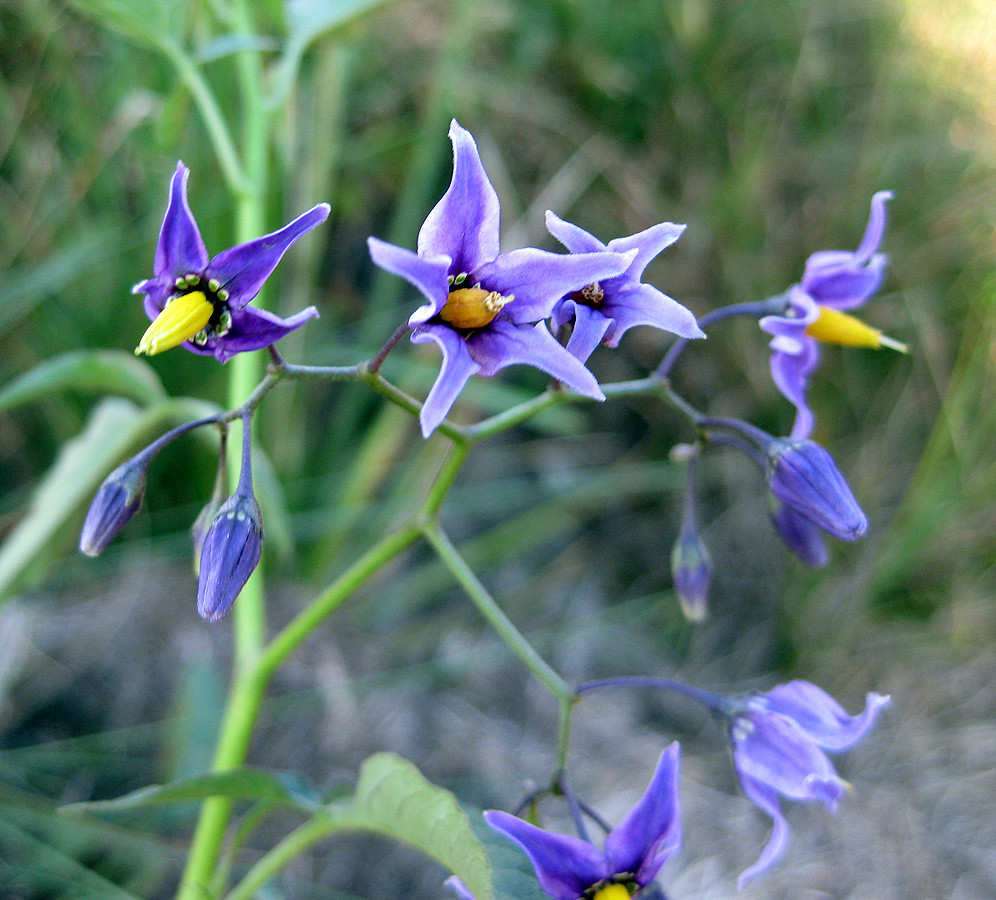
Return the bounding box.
[1,7,907,898]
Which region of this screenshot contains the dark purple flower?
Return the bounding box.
[725,681,889,886]
[546,212,703,362]
[368,121,634,437]
[485,744,681,900]
[79,457,148,556]
[133,162,329,363]
[767,439,867,541]
[760,191,898,439]
[197,417,262,622]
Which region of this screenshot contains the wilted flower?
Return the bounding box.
[760,191,903,439]
[79,416,215,556]
[723,681,889,886]
[133,162,329,363]
[485,744,681,900]
[197,417,262,622]
[545,212,703,362]
[368,120,634,437]
[767,439,867,541]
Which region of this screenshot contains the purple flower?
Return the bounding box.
[546,212,703,362]
[768,498,829,567]
[760,191,897,439]
[79,457,148,556]
[767,439,867,541]
[485,744,681,900]
[726,681,889,886]
[368,120,635,437]
[197,417,262,622]
[133,162,329,363]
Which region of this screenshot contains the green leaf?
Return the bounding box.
[330,752,493,900]
[0,350,166,415]
[61,768,322,815]
[0,397,218,601]
[269,0,391,107]
[67,0,186,52]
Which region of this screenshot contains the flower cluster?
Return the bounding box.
[369,120,702,436]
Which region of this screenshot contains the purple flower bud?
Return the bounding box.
[79,458,148,556]
[767,439,867,541]
[196,493,263,623]
[191,493,225,576]
[768,498,829,567]
[671,521,711,622]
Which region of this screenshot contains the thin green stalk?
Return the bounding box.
[223,816,337,900]
[421,521,572,702]
[554,693,577,775]
[420,442,469,518]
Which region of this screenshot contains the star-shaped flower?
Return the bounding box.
[133,162,329,363]
[760,191,902,439]
[724,681,889,886]
[368,120,634,437]
[545,212,703,362]
[484,744,681,900]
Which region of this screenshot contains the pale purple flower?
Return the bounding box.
[368,121,634,437]
[546,212,703,362]
[760,191,892,439]
[726,681,889,886]
[485,744,681,900]
[133,162,329,363]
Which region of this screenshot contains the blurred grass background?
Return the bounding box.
[0,0,994,897]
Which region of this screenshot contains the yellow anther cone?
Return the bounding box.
[136,291,214,356]
[593,885,631,900]
[805,305,907,353]
[439,287,512,329]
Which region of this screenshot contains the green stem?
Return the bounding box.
[554,694,577,774]
[421,521,572,702]
[163,42,246,194]
[222,816,337,900]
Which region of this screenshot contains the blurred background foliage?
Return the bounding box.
[0,0,994,896]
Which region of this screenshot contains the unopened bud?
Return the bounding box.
[79,459,148,556]
[767,439,867,541]
[769,497,829,567]
[671,527,711,622]
[196,493,263,623]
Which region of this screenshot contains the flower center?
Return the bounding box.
[804,305,907,353]
[585,880,635,900]
[136,275,234,356]
[438,286,514,330]
[568,282,605,309]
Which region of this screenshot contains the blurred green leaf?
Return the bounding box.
[61,767,323,815]
[269,0,391,107]
[0,351,166,415]
[330,752,492,900]
[470,809,549,900]
[67,0,186,52]
[252,445,295,563]
[0,397,218,601]
[195,34,280,64]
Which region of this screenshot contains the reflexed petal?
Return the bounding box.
[763,681,890,751]
[732,711,846,806]
[545,210,608,255]
[736,775,790,888]
[802,253,887,311]
[418,120,501,273]
[854,190,893,263]
[606,222,685,282]
[768,341,819,441]
[155,162,209,281]
[206,305,320,363]
[484,810,609,900]
[207,203,330,308]
[367,237,452,325]
[467,319,604,400]
[600,284,703,345]
[411,324,482,437]
[604,743,682,887]
[562,301,612,363]
[474,247,634,323]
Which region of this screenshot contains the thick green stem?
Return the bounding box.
[421,521,572,702]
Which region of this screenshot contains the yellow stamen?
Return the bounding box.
[593,885,631,900]
[438,287,513,330]
[135,291,214,356]
[805,305,907,353]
